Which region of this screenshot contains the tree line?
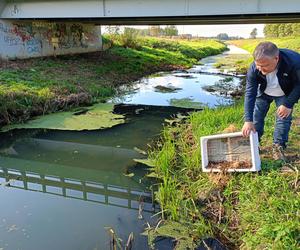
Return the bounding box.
[105,25,179,37]
[264,23,300,37]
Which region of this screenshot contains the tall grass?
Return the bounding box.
[226,171,300,249]
[149,100,300,249]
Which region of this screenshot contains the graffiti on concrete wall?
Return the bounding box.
[26,38,42,54]
[3,35,22,46]
[0,23,41,55]
[0,20,101,58]
[12,23,34,42]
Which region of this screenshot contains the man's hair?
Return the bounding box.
[253,42,279,60]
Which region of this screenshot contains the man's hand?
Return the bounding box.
[277,105,292,119]
[242,122,256,137]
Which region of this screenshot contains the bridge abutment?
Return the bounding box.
[0,19,102,60]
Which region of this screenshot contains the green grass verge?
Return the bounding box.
[0,37,226,126]
[230,37,300,54]
[213,37,300,75]
[148,100,300,249]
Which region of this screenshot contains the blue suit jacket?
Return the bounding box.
[244,49,300,122]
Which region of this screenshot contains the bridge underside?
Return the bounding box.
[1,0,300,60]
[3,13,300,25]
[1,0,300,25]
[13,14,300,25]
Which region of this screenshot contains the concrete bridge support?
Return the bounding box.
[0,20,102,60]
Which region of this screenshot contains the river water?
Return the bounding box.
[0,46,248,250]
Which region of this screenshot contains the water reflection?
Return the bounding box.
[112,72,238,108]
[0,158,153,212]
[0,106,182,250]
[112,45,247,109]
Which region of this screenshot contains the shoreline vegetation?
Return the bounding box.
[0,36,226,127]
[146,37,300,249]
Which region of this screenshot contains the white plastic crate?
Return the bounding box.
[201,132,261,172]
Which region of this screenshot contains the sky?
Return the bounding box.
[117,24,265,38]
[177,24,265,38]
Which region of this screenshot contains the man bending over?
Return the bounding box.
[242,42,300,160]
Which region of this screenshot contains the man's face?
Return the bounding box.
[255,56,279,75]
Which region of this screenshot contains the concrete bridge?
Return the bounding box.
[1,0,300,24]
[0,0,300,59]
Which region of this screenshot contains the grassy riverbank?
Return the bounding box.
[230,36,300,54]
[147,101,299,249]
[0,37,225,126]
[147,38,300,249]
[214,36,300,75]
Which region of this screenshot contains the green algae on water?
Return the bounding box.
[2,103,125,132]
